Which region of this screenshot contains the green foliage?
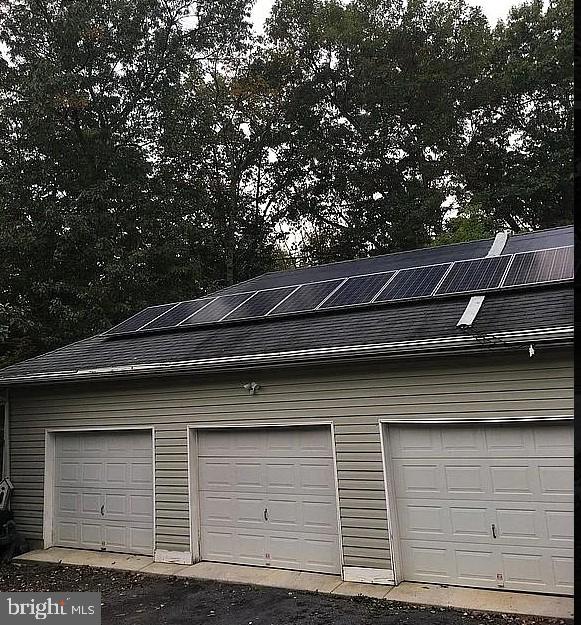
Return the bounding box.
[0,0,573,367]
[432,205,502,247]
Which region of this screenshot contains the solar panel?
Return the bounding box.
[319,272,395,308]
[181,292,254,325]
[104,303,176,335]
[375,263,451,301]
[223,287,297,320]
[269,280,343,315]
[502,246,573,287]
[104,245,573,336]
[436,255,511,295]
[143,298,215,330]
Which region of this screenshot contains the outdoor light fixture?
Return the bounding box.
[243,381,260,395]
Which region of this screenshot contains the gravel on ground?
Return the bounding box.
[0,562,571,625]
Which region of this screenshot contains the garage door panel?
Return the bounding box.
[103,523,153,553]
[455,548,498,585]
[199,429,266,458]
[103,492,153,520]
[200,492,267,526]
[268,427,333,457]
[301,535,341,572]
[54,521,77,545]
[389,423,573,595]
[54,431,153,555]
[401,542,453,581]
[298,460,337,491]
[302,499,339,533]
[198,426,340,574]
[201,527,266,565]
[545,508,573,544]
[532,425,573,454]
[399,499,573,549]
[81,493,102,515]
[551,556,574,593]
[394,458,572,502]
[199,459,265,491]
[107,435,152,457]
[199,428,333,458]
[390,423,573,459]
[450,506,491,538]
[79,523,102,548]
[399,501,493,543]
[269,531,339,573]
[57,461,82,484]
[82,462,103,483]
[538,464,573,495]
[265,461,297,490]
[56,491,79,514]
[445,465,487,494]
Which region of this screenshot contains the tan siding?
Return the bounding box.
[8,349,573,572]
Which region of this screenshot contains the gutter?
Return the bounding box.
[0,325,572,386]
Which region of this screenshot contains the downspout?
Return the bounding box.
[1,389,9,479]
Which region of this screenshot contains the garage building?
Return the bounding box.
[0,225,573,596]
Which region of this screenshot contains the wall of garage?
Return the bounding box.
[8,347,573,573]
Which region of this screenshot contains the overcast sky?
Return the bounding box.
[251,0,529,34]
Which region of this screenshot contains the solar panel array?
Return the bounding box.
[104,245,573,336]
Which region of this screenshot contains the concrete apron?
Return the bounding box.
[14,548,573,620]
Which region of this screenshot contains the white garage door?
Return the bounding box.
[388,422,573,595]
[54,430,153,555]
[197,426,341,574]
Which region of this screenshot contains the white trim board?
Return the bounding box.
[343,567,394,585]
[154,549,192,565]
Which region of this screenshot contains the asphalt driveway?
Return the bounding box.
[0,562,570,625]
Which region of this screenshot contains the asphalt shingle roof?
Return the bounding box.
[0,226,573,384]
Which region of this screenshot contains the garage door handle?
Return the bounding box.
[100,505,105,517]
[491,523,496,539]
[263,508,268,522]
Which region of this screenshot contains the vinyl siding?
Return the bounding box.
[8,348,573,571]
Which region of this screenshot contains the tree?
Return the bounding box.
[0,0,257,366]
[155,50,287,288]
[262,0,492,262]
[456,0,573,232]
[0,0,573,367]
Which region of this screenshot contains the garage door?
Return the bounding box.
[388,422,573,595]
[197,426,341,574]
[54,430,153,555]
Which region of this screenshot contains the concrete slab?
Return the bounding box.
[14,548,153,572]
[386,582,574,620]
[95,555,153,572]
[13,550,573,620]
[175,562,272,585]
[175,563,341,593]
[15,548,73,563]
[140,563,189,577]
[278,571,342,594]
[332,581,392,599]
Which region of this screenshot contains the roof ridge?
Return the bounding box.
[233,224,573,283]
[256,236,494,279]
